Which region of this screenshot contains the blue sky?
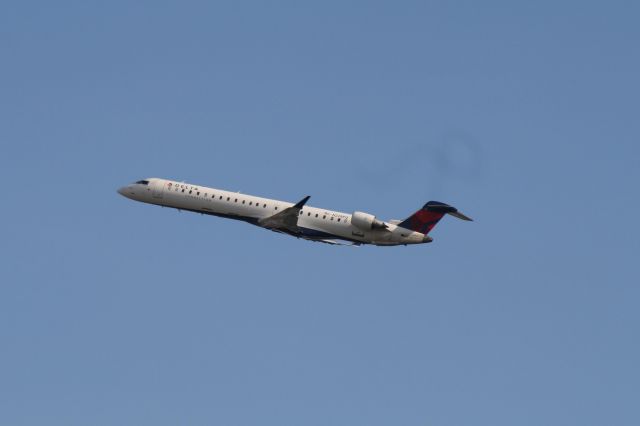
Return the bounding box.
[1,1,639,425]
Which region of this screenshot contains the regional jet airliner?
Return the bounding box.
[118,178,472,246]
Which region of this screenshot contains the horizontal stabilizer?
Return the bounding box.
[448,210,473,221]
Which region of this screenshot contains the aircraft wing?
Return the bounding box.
[258,195,310,232]
[311,238,361,246]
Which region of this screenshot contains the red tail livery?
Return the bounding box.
[398,201,473,235]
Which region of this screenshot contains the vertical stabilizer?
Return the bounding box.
[397,201,472,235]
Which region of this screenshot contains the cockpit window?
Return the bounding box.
[135,180,150,185]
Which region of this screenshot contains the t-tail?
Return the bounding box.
[397,201,473,235]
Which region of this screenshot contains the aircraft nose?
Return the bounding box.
[117,186,132,198]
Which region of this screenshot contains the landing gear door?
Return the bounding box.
[151,180,165,199]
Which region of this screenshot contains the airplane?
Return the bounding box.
[117,178,472,246]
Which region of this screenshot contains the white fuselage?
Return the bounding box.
[118,178,428,246]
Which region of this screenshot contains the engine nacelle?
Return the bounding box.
[351,211,388,231]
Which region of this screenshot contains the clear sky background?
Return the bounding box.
[1,1,639,425]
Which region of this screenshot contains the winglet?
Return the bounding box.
[293,195,311,209]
